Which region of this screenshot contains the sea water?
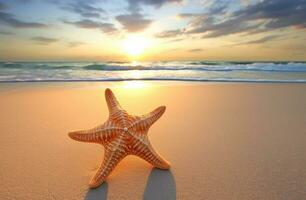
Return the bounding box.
[0,61,306,82]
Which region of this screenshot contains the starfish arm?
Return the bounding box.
[68,121,120,144]
[129,106,166,132]
[132,139,170,169]
[105,88,122,114]
[69,88,170,188]
[89,141,127,188]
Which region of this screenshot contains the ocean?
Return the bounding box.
[0,61,306,82]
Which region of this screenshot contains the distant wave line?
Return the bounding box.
[1,63,306,72]
[0,77,306,83]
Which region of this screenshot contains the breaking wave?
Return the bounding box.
[0,61,306,82]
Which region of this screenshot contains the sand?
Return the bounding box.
[0,81,305,200]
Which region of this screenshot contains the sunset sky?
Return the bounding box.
[0,0,305,61]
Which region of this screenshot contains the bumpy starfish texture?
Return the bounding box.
[68,88,170,188]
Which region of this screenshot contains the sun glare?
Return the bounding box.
[122,35,151,57]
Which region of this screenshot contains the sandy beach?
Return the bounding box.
[0,81,305,200]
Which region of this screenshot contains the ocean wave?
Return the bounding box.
[0,62,75,70]
[1,77,305,83]
[189,61,306,65]
[1,62,306,72]
[0,61,306,82]
[95,62,306,72]
[83,64,145,71]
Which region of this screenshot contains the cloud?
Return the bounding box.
[155,29,182,38]
[188,48,203,52]
[177,13,202,19]
[61,0,106,19]
[241,35,281,44]
[14,0,33,3]
[31,36,59,45]
[163,38,184,43]
[0,2,8,10]
[63,19,117,33]
[185,0,306,38]
[239,0,252,6]
[127,0,183,12]
[234,0,306,29]
[196,18,260,38]
[116,13,152,32]
[67,41,85,48]
[0,11,47,28]
[208,0,228,14]
[230,35,281,46]
[0,30,14,35]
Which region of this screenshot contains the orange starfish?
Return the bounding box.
[68,88,170,188]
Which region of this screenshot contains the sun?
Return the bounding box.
[122,35,151,57]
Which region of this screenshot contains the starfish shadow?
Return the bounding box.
[84,182,108,200]
[143,168,176,200]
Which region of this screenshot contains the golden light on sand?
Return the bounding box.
[123,81,147,89]
[122,35,151,57]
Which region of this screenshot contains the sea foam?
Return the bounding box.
[0,61,306,82]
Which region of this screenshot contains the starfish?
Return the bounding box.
[68,88,170,188]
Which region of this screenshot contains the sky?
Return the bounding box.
[0,0,305,61]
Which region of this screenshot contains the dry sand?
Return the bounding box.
[0,81,305,200]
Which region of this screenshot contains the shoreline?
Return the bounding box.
[1,81,306,94]
[1,78,306,83]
